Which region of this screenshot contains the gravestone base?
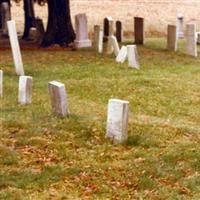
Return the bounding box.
[75,39,92,48]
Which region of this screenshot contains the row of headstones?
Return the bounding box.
[167,23,198,57]
[0,72,128,143]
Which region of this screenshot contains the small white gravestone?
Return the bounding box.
[18,76,32,104]
[110,35,120,56]
[7,20,24,76]
[177,14,184,39]
[74,13,92,48]
[127,45,139,69]
[106,99,129,143]
[186,24,197,57]
[48,81,68,117]
[167,25,177,51]
[0,70,3,97]
[116,46,127,63]
[98,30,103,53]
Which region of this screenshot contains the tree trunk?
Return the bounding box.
[41,0,75,47]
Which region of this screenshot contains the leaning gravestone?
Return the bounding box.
[0,70,3,97]
[167,25,177,51]
[134,17,144,45]
[74,13,92,48]
[7,20,24,76]
[177,14,184,39]
[106,99,129,143]
[116,21,123,43]
[103,17,114,42]
[185,23,197,57]
[110,35,120,56]
[18,76,32,105]
[48,81,68,117]
[127,45,139,69]
[116,46,127,63]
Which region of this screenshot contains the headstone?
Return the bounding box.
[185,23,197,57]
[98,30,104,53]
[177,14,184,39]
[134,17,144,45]
[0,70,3,97]
[0,2,11,36]
[116,21,123,42]
[93,25,100,48]
[127,45,139,69]
[196,32,200,45]
[35,17,45,44]
[116,46,127,63]
[48,81,68,117]
[7,20,24,76]
[110,35,120,56]
[106,99,129,143]
[107,36,114,54]
[167,25,177,51]
[74,13,92,48]
[18,76,32,105]
[103,17,114,42]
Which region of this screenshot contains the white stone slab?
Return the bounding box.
[48,81,68,117]
[127,45,140,69]
[110,35,120,56]
[18,76,32,104]
[106,99,129,143]
[7,20,24,76]
[116,46,127,63]
[98,30,103,53]
[167,25,177,51]
[0,70,3,97]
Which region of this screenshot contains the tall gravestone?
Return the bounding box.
[167,25,177,51]
[103,17,114,42]
[177,14,184,39]
[127,45,139,69]
[0,70,3,97]
[48,81,68,117]
[134,17,144,45]
[116,21,123,43]
[106,99,129,143]
[7,20,24,76]
[98,29,103,53]
[74,13,92,48]
[18,76,32,105]
[185,23,197,57]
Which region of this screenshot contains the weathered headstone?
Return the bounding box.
[7,20,24,76]
[93,25,100,48]
[127,45,139,69]
[48,81,68,117]
[0,70,3,97]
[103,17,114,42]
[98,30,103,53]
[110,35,120,56]
[18,76,32,104]
[116,21,123,43]
[106,99,129,143]
[185,23,197,57]
[35,17,45,44]
[106,36,114,54]
[177,14,184,39]
[116,46,127,63]
[74,13,92,48]
[167,25,177,51]
[134,17,144,45]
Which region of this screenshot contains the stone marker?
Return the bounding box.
[35,17,45,44]
[134,17,144,45]
[116,46,127,63]
[74,13,92,48]
[116,21,123,42]
[106,36,114,54]
[18,76,32,104]
[177,14,184,39]
[127,45,139,69]
[167,25,177,51]
[93,25,100,48]
[196,32,200,45]
[106,99,129,143]
[110,35,120,56]
[48,81,68,117]
[98,30,103,53]
[7,20,24,76]
[185,24,197,57]
[0,70,3,97]
[103,17,114,42]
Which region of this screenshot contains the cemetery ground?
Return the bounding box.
[1,38,200,199]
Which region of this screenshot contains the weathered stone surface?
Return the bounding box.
[18,76,32,104]
[48,81,68,117]
[74,13,92,48]
[177,14,184,39]
[103,17,114,42]
[116,21,123,42]
[167,25,177,51]
[98,30,103,53]
[106,36,114,54]
[93,25,100,49]
[134,17,144,45]
[116,46,127,63]
[127,45,139,69]
[0,70,3,97]
[7,20,24,76]
[110,35,120,56]
[106,99,129,143]
[185,23,197,57]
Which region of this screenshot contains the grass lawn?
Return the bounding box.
[1,38,200,199]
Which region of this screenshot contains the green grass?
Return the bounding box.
[1,38,200,199]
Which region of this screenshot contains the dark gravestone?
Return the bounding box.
[134,17,144,45]
[116,21,122,42]
[103,17,109,42]
[35,17,45,44]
